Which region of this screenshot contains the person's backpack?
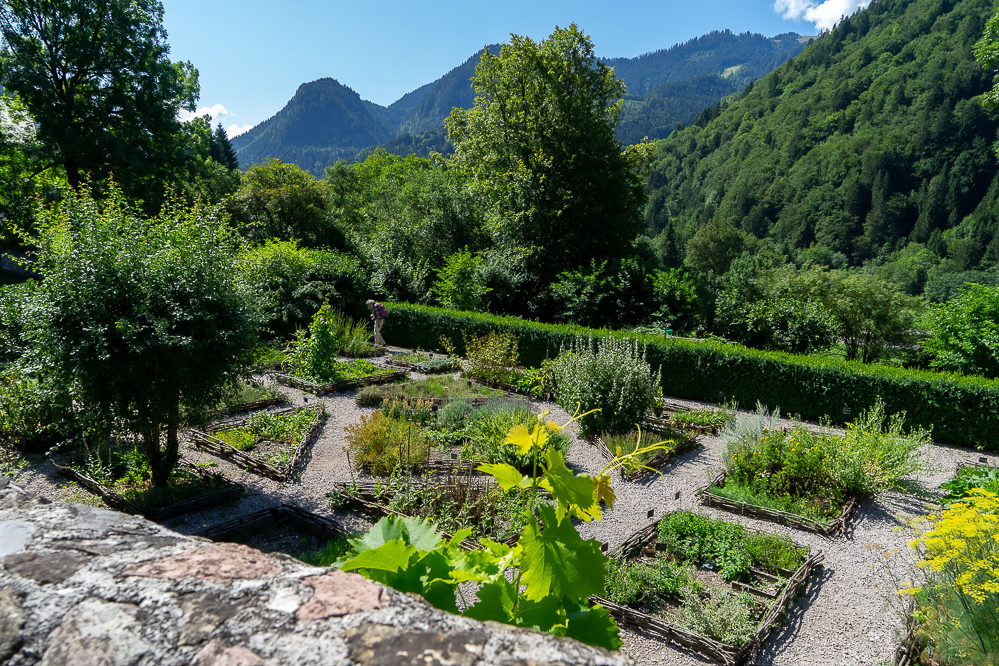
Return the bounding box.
[375,303,388,319]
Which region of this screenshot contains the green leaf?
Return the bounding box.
[339,539,415,573]
[515,595,566,634]
[542,448,600,521]
[478,462,532,490]
[350,515,407,552]
[519,505,606,603]
[464,579,518,623]
[566,603,622,651]
[400,516,443,552]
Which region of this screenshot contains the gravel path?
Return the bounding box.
[4,350,994,666]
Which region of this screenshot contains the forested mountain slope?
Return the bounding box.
[646,0,999,271]
[234,31,806,174]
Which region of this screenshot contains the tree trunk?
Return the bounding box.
[148,400,181,488]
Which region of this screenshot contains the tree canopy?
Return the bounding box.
[0,0,200,203]
[445,24,648,303]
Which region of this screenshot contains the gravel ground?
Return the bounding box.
[4,348,995,666]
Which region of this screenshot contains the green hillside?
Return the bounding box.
[646,0,999,275]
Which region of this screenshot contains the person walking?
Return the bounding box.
[366,299,387,347]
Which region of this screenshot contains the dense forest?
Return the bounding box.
[232,31,807,175]
[645,0,999,300]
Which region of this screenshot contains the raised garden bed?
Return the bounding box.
[53,459,241,521]
[328,476,537,548]
[698,471,858,536]
[592,425,701,482]
[274,368,405,395]
[592,513,824,666]
[189,405,326,481]
[200,503,353,565]
[355,375,503,407]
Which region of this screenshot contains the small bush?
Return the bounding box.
[413,357,461,374]
[548,336,661,435]
[436,400,473,431]
[604,556,701,611]
[463,330,519,384]
[298,537,353,567]
[345,412,429,475]
[940,465,999,503]
[285,300,374,381]
[676,586,758,646]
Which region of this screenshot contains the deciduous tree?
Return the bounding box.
[28,187,259,486]
[445,25,647,297]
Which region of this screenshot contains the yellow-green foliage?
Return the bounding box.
[906,489,999,662]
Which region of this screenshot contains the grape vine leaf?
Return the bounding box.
[464,579,517,623]
[543,449,601,521]
[566,603,622,651]
[478,462,532,490]
[520,505,605,602]
[339,538,414,573]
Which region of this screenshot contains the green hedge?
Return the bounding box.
[385,302,999,449]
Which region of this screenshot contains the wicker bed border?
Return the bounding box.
[697,471,858,536]
[52,459,242,521]
[199,502,352,543]
[596,516,824,666]
[272,369,406,395]
[330,481,519,550]
[189,405,326,482]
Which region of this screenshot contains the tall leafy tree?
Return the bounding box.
[27,187,260,486]
[0,0,200,201]
[445,24,648,297]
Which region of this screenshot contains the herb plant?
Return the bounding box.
[547,336,661,435]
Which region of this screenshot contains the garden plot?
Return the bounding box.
[385,350,461,374]
[699,401,927,536]
[206,379,287,419]
[646,402,734,435]
[200,503,355,566]
[189,404,325,481]
[593,511,823,666]
[347,387,566,477]
[54,454,240,521]
[329,472,545,547]
[273,358,405,395]
[592,424,701,482]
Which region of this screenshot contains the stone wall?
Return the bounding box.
[0,477,630,665]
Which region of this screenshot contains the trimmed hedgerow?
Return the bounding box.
[385,302,999,448]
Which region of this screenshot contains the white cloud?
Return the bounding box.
[178,103,231,123]
[774,0,871,31]
[226,123,254,137]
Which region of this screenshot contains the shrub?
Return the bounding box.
[463,330,519,384]
[676,586,758,646]
[547,336,661,435]
[345,412,429,475]
[413,357,461,374]
[238,239,365,337]
[285,300,374,381]
[940,465,999,503]
[436,400,473,431]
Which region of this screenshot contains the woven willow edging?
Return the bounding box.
[189,406,326,482]
[272,370,405,395]
[208,395,287,420]
[595,518,824,666]
[591,429,702,482]
[199,502,351,543]
[697,471,859,536]
[894,621,919,666]
[330,481,518,550]
[52,460,242,521]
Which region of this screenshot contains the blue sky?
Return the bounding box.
[163,0,870,136]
